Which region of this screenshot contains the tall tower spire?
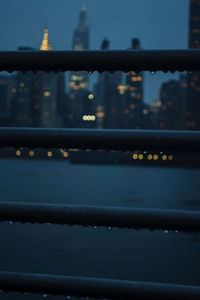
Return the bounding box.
[79,4,87,26]
[40,28,52,51]
[82,3,86,11]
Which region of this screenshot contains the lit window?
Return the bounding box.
[143,109,148,115]
[20,82,25,88]
[74,44,83,51]
[47,151,52,157]
[88,94,94,100]
[138,154,143,160]
[63,152,69,158]
[132,154,138,160]
[90,115,96,121]
[44,91,51,97]
[148,154,153,160]
[96,112,105,118]
[153,154,158,160]
[168,155,173,161]
[162,155,167,161]
[16,150,21,157]
[29,150,34,157]
[124,109,130,115]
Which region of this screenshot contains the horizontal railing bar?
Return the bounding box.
[0,50,200,72]
[1,128,200,152]
[0,271,199,299]
[1,202,200,232]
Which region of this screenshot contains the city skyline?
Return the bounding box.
[0,0,189,103]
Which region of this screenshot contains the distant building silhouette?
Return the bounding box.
[158,79,186,130]
[39,29,65,128]
[95,39,123,129]
[123,39,149,129]
[187,0,200,129]
[12,29,65,128]
[67,6,95,128]
[0,75,15,126]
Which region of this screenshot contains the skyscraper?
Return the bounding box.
[67,5,91,128]
[123,39,146,129]
[95,39,123,129]
[12,46,38,127]
[12,29,65,128]
[187,0,200,129]
[158,80,185,130]
[40,28,52,51]
[69,5,89,92]
[39,28,57,128]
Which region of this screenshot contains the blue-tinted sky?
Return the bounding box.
[0,0,189,103]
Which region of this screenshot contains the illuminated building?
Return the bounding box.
[40,28,52,51]
[39,29,66,128]
[13,29,66,128]
[67,5,92,128]
[187,0,200,129]
[40,28,57,127]
[95,39,123,129]
[123,39,150,129]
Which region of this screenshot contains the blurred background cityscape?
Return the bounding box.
[0,0,198,131]
[0,0,199,163]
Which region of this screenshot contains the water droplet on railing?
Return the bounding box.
[175,230,179,234]
[163,230,169,234]
[151,71,156,75]
[9,221,13,224]
[108,226,112,230]
[42,294,48,298]
[88,71,93,74]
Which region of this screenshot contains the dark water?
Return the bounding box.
[1,159,200,299]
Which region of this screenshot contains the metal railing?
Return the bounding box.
[1,49,200,299]
[0,50,200,73]
[0,201,200,232]
[0,271,200,300]
[1,127,200,151]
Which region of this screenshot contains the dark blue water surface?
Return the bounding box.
[1,159,200,299]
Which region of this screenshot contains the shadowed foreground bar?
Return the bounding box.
[0,271,200,299]
[1,127,200,151]
[0,202,200,232]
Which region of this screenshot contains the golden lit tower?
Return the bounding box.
[40,28,52,51]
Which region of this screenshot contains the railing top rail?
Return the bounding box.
[0,271,200,299]
[0,50,200,72]
[1,202,200,232]
[0,127,200,152]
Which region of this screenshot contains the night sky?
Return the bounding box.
[0,0,189,103]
